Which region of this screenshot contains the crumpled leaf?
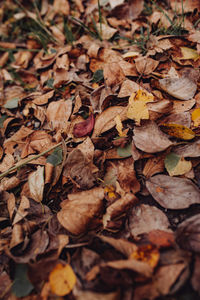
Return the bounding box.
[135,57,159,75]
[159,76,197,100]
[127,89,154,125]
[57,187,104,235]
[128,204,171,238]
[176,214,200,253]
[164,153,192,176]
[63,148,96,189]
[192,108,200,127]
[12,264,33,298]
[49,263,76,296]
[28,166,44,202]
[133,121,172,153]
[73,114,95,138]
[160,123,195,140]
[146,175,200,209]
[114,115,127,137]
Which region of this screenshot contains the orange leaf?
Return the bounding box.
[49,263,76,296]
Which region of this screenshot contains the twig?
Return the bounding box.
[0,138,72,180]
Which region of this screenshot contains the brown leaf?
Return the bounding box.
[46,99,72,131]
[146,175,200,209]
[32,90,54,105]
[0,153,14,172]
[63,148,96,189]
[191,255,200,294]
[170,0,200,12]
[28,166,44,202]
[57,187,104,235]
[135,57,159,75]
[133,121,173,153]
[92,106,127,138]
[103,62,125,88]
[174,140,200,157]
[143,154,165,178]
[176,214,200,253]
[116,158,140,194]
[159,76,197,100]
[73,114,95,138]
[13,195,30,225]
[103,192,138,228]
[111,0,144,20]
[134,263,189,300]
[128,204,171,238]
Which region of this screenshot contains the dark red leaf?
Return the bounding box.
[73,114,95,138]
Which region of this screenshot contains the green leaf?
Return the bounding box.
[0,115,8,128]
[92,69,104,83]
[117,143,132,158]
[45,78,54,88]
[4,97,19,109]
[12,264,34,298]
[164,152,180,172]
[46,146,63,166]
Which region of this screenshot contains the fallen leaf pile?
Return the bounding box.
[0,0,200,299]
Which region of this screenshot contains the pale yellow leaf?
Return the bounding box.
[168,158,192,176]
[180,47,199,61]
[127,90,154,125]
[114,115,127,137]
[28,166,44,202]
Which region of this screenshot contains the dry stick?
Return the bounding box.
[0,138,71,180]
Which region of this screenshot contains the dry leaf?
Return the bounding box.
[133,121,172,153]
[32,90,54,105]
[159,76,197,100]
[146,175,200,209]
[128,204,171,238]
[28,166,44,202]
[174,140,200,157]
[92,106,127,138]
[46,99,72,131]
[160,123,195,140]
[57,187,104,235]
[135,57,159,75]
[176,214,200,253]
[127,89,154,125]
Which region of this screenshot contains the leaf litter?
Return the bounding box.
[0,0,200,299]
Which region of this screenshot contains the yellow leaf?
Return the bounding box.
[180,47,199,61]
[130,244,159,268]
[49,264,76,296]
[160,123,195,140]
[114,115,127,137]
[127,90,154,125]
[168,157,192,176]
[192,108,200,127]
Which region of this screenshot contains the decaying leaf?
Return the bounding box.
[57,187,104,235]
[133,121,173,153]
[174,140,200,157]
[146,175,200,209]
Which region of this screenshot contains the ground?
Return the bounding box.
[0,0,200,299]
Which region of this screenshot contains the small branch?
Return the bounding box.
[0,138,72,180]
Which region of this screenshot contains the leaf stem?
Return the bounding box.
[0,138,72,180]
